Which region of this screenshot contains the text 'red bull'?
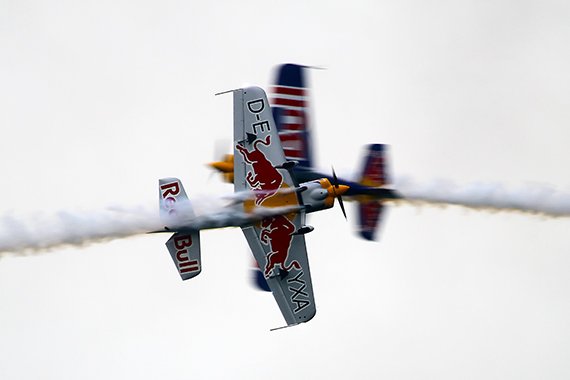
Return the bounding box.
[173,234,200,274]
[160,181,180,215]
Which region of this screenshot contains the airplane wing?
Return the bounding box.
[270,64,313,168]
[233,86,316,326]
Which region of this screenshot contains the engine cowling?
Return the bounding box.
[299,178,349,214]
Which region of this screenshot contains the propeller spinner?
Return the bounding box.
[330,167,348,219]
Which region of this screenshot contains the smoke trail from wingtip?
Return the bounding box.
[394,177,570,217]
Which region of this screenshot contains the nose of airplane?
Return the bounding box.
[325,183,350,197]
[335,184,350,196]
[325,183,350,219]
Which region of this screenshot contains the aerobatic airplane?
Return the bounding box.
[210,64,401,242]
[155,86,349,328]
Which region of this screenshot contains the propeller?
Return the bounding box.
[331,166,347,220]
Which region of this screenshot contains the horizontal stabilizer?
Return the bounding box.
[166,232,202,280]
[358,201,385,241]
[158,177,194,227]
[158,178,201,279]
[359,144,390,187]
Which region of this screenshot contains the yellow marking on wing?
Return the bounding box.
[243,184,300,222]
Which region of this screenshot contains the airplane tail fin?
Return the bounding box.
[159,177,194,222]
[270,63,313,168]
[359,144,389,187]
[165,232,202,280]
[357,144,390,241]
[158,178,202,280]
[357,201,386,241]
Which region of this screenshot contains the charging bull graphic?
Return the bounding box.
[236,135,284,205]
[260,214,300,278]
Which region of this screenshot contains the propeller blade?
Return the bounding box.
[331,166,347,220]
[332,166,339,187]
[338,195,347,219]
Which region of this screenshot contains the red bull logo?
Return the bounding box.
[173,234,200,274]
[260,214,300,278]
[236,135,283,205]
[237,92,303,287]
[160,181,181,215]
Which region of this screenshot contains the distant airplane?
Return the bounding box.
[155,86,349,328]
[210,63,401,241]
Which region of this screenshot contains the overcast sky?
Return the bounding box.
[1,1,570,379]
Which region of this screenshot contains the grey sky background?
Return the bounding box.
[1,1,569,379]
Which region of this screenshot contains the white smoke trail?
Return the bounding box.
[0,190,302,256]
[394,177,570,217]
[0,205,163,256]
[3,179,568,256]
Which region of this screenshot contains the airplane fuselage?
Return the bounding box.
[292,167,401,200]
[160,176,349,234]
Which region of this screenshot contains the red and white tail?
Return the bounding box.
[158,178,202,280]
[165,232,201,280]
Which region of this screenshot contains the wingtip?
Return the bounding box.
[214,88,239,96]
[359,230,376,241]
[270,323,301,332]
